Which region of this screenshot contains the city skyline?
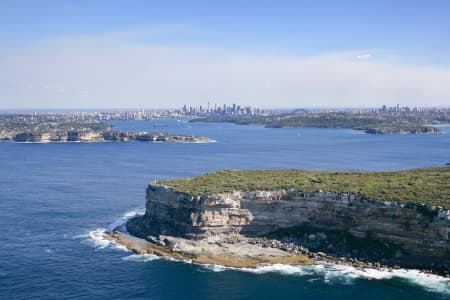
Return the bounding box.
[2,1,450,109]
[2,103,448,116]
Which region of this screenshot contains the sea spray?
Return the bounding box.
[122,254,160,262]
[202,262,450,295]
[84,208,145,250]
[90,208,450,295]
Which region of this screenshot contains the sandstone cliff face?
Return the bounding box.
[0,131,211,143]
[132,185,450,269]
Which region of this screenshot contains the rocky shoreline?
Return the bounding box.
[0,130,213,143]
[107,223,446,276]
[107,228,311,268]
[117,182,450,276]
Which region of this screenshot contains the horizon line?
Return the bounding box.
[1,105,450,113]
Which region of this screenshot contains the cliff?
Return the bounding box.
[126,168,450,273]
[0,130,212,143]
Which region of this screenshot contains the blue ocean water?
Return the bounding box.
[0,120,449,300]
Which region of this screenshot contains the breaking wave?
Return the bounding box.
[82,208,145,250]
[116,248,449,295]
[202,262,450,295]
[122,254,160,262]
[89,208,449,295]
[105,208,146,233]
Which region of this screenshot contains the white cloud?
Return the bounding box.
[356,53,373,60]
[1,32,450,108]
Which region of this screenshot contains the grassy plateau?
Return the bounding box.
[156,166,450,208]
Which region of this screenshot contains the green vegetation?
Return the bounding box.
[156,166,450,208]
[190,111,448,134]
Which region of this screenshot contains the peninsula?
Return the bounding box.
[0,114,212,143]
[0,130,212,143]
[110,166,450,275]
[190,109,450,134]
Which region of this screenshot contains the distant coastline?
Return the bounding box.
[0,130,213,143]
[190,111,450,135]
[0,113,213,143]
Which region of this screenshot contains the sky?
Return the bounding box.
[1,0,450,109]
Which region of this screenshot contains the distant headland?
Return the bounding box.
[2,105,449,141]
[0,114,212,143]
[190,106,450,134]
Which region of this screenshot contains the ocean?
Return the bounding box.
[0,119,449,299]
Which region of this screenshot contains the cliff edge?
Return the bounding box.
[119,167,450,274]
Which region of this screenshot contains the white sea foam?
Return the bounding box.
[87,208,450,295]
[84,208,145,250]
[88,228,112,249]
[201,262,450,294]
[105,208,145,233]
[201,264,227,272]
[189,139,216,143]
[87,228,130,251]
[122,254,160,262]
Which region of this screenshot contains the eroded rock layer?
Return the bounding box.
[0,131,212,143]
[127,185,450,272]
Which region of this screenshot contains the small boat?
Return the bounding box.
[154,123,168,128]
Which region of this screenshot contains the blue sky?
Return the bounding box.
[1,0,450,108]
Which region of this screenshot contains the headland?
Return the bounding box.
[191,110,450,134]
[0,114,212,143]
[109,167,450,275]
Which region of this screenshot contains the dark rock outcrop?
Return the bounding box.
[128,185,450,273]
